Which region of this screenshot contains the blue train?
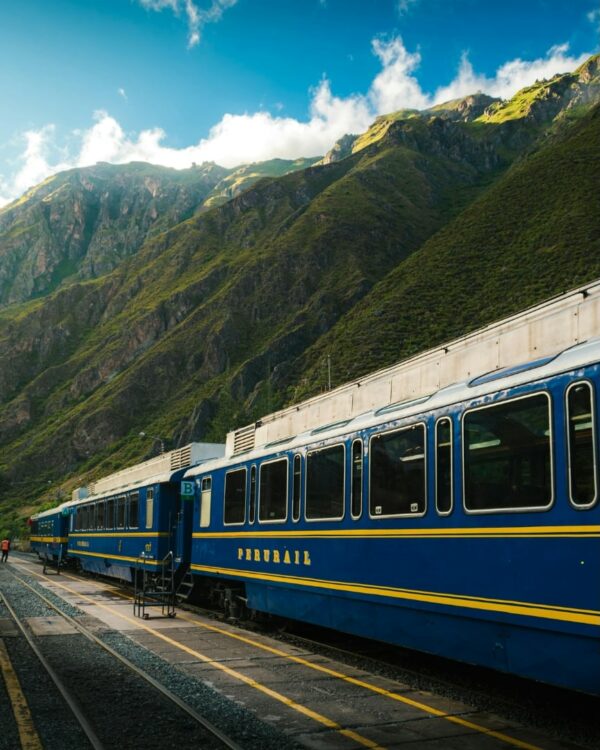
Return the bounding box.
[30,334,600,695]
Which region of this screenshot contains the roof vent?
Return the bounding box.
[233,424,256,455]
[170,444,193,470]
[469,353,558,387]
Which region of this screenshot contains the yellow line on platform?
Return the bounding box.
[44,568,542,750]
[0,639,43,750]
[19,569,384,750]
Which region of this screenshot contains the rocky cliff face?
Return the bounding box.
[426,93,500,121]
[0,157,318,307]
[0,162,229,305]
[1,55,600,532]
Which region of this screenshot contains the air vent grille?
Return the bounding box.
[233,424,256,455]
[170,444,192,470]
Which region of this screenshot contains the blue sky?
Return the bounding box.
[0,0,598,205]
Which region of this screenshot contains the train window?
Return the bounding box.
[129,492,139,528]
[96,501,105,529]
[224,468,246,525]
[200,477,211,528]
[436,418,453,515]
[89,504,97,530]
[116,496,126,528]
[249,466,257,524]
[370,424,426,517]
[145,488,154,530]
[464,393,552,512]
[106,497,115,530]
[76,507,82,531]
[306,445,345,520]
[567,382,597,508]
[292,455,301,521]
[259,459,288,522]
[351,440,363,518]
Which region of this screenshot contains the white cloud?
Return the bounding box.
[118,87,128,100]
[0,126,71,204]
[370,36,430,113]
[0,38,593,208]
[432,43,590,103]
[397,0,420,15]
[138,0,237,48]
[589,7,600,33]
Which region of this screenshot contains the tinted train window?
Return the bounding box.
[306,445,344,520]
[224,469,246,524]
[249,466,257,524]
[436,418,453,514]
[96,501,105,529]
[259,459,288,522]
[129,492,139,528]
[292,455,301,521]
[567,382,597,507]
[106,498,115,529]
[370,424,426,517]
[351,440,363,518]
[145,489,153,529]
[116,496,126,528]
[464,393,552,511]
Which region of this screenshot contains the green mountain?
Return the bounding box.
[200,158,321,211]
[1,54,600,534]
[291,95,600,396]
[0,157,316,306]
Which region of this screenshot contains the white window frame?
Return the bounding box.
[462,390,554,515]
[565,380,598,510]
[223,467,247,526]
[129,491,139,529]
[145,488,154,530]
[304,443,346,522]
[350,438,363,520]
[292,454,302,523]
[199,476,212,528]
[368,422,427,520]
[258,456,289,524]
[249,464,257,525]
[435,416,453,516]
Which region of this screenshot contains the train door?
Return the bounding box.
[174,483,193,565]
[200,477,212,528]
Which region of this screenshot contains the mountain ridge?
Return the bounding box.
[2,54,600,534]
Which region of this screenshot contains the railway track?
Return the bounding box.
[6,554,592,750]
[0,567,243,750]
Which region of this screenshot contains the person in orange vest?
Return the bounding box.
[1,538,10,562]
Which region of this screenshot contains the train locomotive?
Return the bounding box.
[29,282,600,695]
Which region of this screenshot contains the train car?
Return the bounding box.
[65,443,224,582]
[185,337,600,695]
[30,503,71,564]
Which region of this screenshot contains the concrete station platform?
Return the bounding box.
[6,555,584,750]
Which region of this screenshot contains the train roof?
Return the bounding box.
[31,501,72,521]
[62,442,225,509]
[185,331,600,478]
[219,278,600,463]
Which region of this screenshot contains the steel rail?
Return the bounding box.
[0,590,105,750]
[8,571,243,750]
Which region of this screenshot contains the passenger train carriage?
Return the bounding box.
[185,339,600,695]
[30,502,71,564]
[28,281,600,694]
[30,443,224,581]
